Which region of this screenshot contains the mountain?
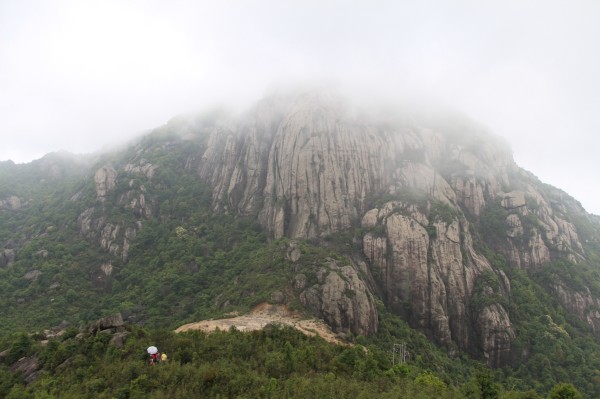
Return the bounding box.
[1,89,600,396]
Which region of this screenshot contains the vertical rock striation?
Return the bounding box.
[166,91,594,364]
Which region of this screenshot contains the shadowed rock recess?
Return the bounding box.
[71,90,599,368]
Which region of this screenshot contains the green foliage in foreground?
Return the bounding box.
[0,324,575,399]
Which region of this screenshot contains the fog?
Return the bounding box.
[1,1,599,214]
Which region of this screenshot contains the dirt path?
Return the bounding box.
[175,303,344,345]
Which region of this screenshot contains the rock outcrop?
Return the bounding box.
[298,258,378,336]
[0,249,16,267]
[23,270,42,281]
[89,313,125,334]
[77,161,154,260]
[94,166,117,201]
[360,200,515,366]
[550,281,600,336]
[10,356,40,384]
[476,304,515,368]
[491,184,585,270]
[0,195,22,210]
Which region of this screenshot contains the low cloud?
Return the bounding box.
[1,0,598,213]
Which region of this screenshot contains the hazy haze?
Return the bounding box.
[1,1,599,214]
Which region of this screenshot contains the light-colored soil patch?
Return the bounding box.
[175,303,344,345]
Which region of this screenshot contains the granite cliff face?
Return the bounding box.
[297,257,378,337]
[191,92,518,241]
[360,199,514,364]
[66,91,599,367]
[76,164,148,261]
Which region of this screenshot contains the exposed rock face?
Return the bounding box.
[78,162,153,260]
[34,249,49,258]
[96,262,114,286]
[476,304,515,368]
[124,161,157,179]
[0,249,16,267]
[491,184,585,270]
[94,166,117,200]
[501,191,526,209]
[299,258,378,336]
[0,195,22,210]
[252,99,511,238]
[286,242,301,263]
[506,214,523,238]
[78,209,128,258]
[361,200,514,366]
[258,96,393,238]
[89,313,125,334]
[10,356,40,384]
[186,92,517,243]
[24,270,42,281]
[100,263,113,277]
[550,281,600,335]
[110,332,130,348]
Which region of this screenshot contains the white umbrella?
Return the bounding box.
[147,346,158,355]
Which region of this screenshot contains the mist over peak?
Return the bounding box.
[1,1,599,213]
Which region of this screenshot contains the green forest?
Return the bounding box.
[0,323,584,398]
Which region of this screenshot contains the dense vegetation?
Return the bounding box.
[1,129,599,397]
[0,323,583,398]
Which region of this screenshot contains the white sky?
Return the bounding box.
[1,0,599,214]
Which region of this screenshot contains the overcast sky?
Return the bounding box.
[1,1,599,214]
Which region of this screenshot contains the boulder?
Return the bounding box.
[0,195,22,210]
[0,249,16,267]
[10,356,40,384]
[23,270,42,281]
[501,191,526,209]
[270,291,285,304]
[110,332,130,348]
[286,242,301,262]
[89,313,124,334]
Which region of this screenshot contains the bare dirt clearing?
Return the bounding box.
[175,303,345,345]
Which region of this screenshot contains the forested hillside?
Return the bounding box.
[1,91,600,397]
[0,321,584,398]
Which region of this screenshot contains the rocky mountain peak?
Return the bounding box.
[30,89,599,368]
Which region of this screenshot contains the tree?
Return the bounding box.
[476,371,500,399]
[547,383,583,399]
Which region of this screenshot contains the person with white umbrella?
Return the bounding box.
[147,346,159,365]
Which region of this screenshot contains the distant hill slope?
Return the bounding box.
[1,89,600,396]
